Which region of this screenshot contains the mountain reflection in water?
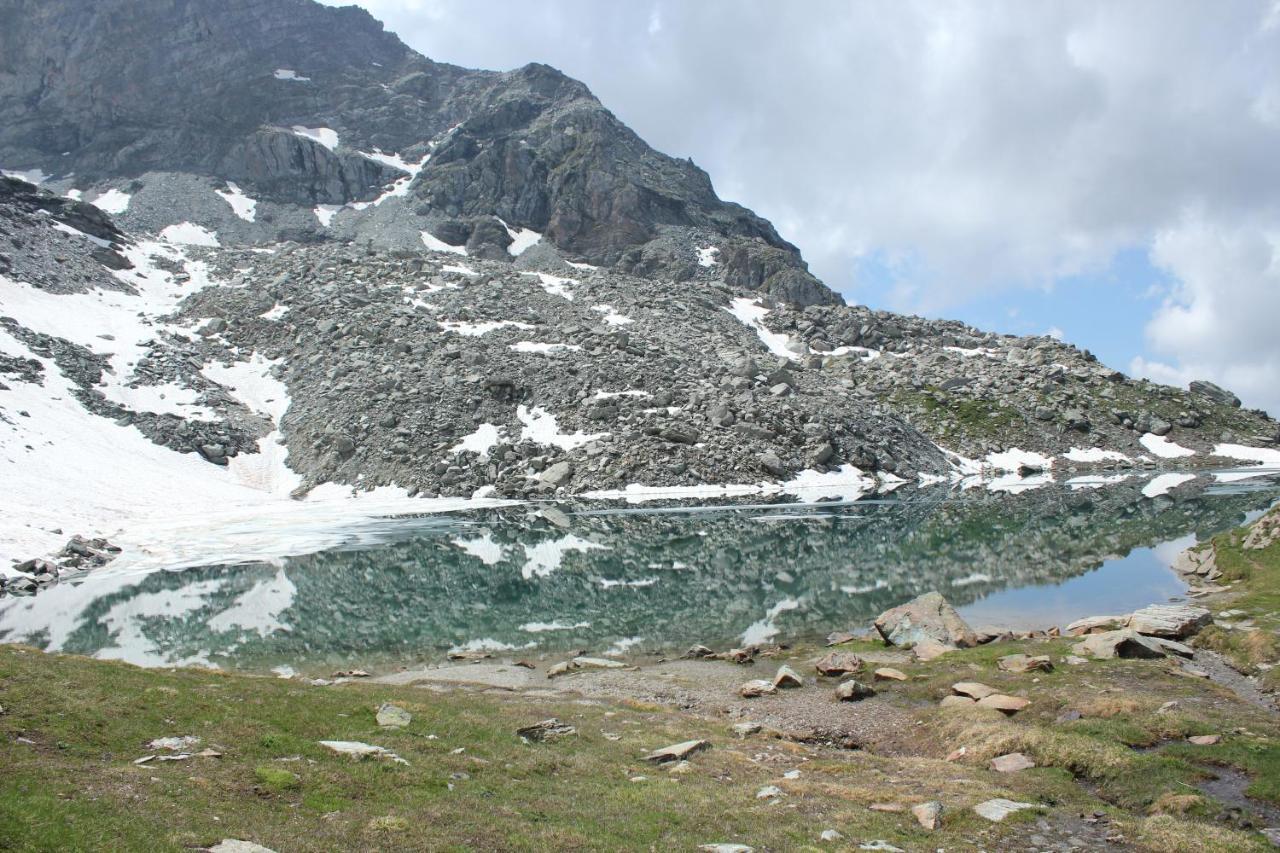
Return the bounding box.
[2,473,1278,673]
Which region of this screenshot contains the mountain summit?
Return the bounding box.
[0,0,834,305]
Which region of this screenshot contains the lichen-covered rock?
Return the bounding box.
[875,592,978,649]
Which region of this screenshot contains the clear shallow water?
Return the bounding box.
[2,472,1278,674]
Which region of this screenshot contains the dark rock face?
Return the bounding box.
[0,0,836,305]
[224,129,404,205]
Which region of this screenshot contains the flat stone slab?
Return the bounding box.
[977,694,1030,714]
[1126,604,1212,639]
[952,681,998,700]
[973,798,1038,821]
[208,842,278,853]
[645,739,710,763]
[740,679,777,698]
[1072,628,1169,660]
[990,752,1036,773]
[997,654,1052,673]
[319,740,409,765]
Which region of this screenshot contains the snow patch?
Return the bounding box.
[1139,432,1197,459]
[517,405,606,451]
[1212,443,1280,467]
[314,205,342,227]
[159,222,219,247]
[521,271,576,300]
[90,189,131,215]
[291,126,338,151]
[215,183,257,222]
[273,69,310,82]
[725,298,802,361]
[450,423,502,456]
[592,304,634,325]
[985,448,1053,472]
[496,217,541,256]
[3,168,50,184]
[440,320,534,337]
[420,231,468,255]
[696,246,719,267]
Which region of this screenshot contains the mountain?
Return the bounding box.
[1,0,1278,568]
[0,0,832,305]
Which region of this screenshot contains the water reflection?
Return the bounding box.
[2,472,1278,672]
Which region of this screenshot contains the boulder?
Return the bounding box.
[1065,615,1126,636]
[973,799,1037,822]
[873,667,908,682]
[539,460,574,487]
[875,591,977,649]
[911,801,943,831]
[516,718,577,741]
[814,651,864,676]
[989,752,1036,773]
[375,703,411,728]
[976,694,1030,714]
[834,680,876,702]
[1071,629,1173,660]
[1126,604,1212,639]
[739,679,777,698]
[997,654,1053,674]
[951,682,998,700]
[1189,380,1241,408]
[772,665,803,689]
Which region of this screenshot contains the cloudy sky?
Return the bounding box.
[324,0,1280,415]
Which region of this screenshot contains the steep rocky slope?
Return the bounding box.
[0,0,829,304]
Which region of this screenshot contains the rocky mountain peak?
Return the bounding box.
[0,0,835,305]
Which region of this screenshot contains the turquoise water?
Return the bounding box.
[2,472,1276,673]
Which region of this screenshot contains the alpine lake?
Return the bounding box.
[3,469,1279,677]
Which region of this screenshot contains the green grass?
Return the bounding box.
[1194,511,1280,692]
[0,644,1103,852]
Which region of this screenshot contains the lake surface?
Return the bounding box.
[3,470,1278,674]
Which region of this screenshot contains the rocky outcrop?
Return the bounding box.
[223,129,404,205]
[0,0,832,304]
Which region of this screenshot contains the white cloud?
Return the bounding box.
[1131,214,1280,415]
[327,0,1280,413]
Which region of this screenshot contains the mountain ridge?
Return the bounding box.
[0,0,834,305]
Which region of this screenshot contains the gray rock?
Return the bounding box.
[1126,604,1212,639]
[874,591,978,648]
[375,703,411,728]
[834,679,876,702]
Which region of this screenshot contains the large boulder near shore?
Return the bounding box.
[1125,604,1212,639]
[875,591,978,649]
[1071,629,1193,660]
